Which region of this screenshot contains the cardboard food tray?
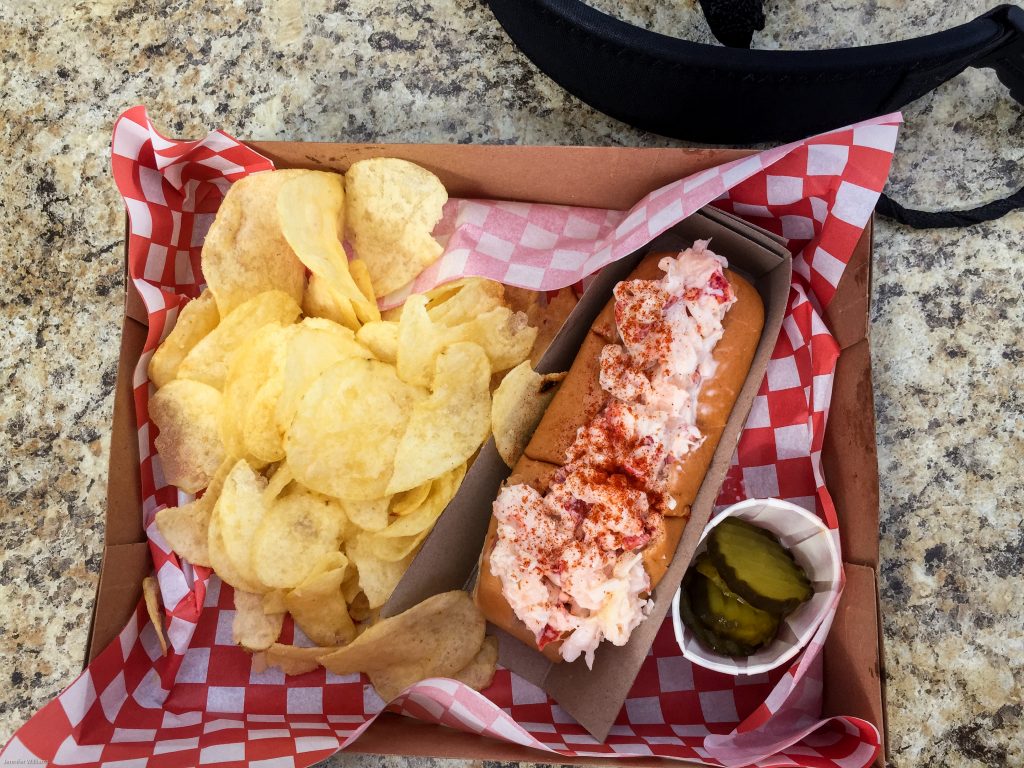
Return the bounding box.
[89,143,887,766]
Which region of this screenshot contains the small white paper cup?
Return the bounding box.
[671,497,842,676]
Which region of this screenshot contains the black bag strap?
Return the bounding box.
[486,1,1024,229]
[878,5,1024,227]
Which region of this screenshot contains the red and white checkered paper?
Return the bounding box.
[1,106,900,768]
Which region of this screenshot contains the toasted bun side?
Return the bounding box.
[474,255,764,663]
[522,330,607,466]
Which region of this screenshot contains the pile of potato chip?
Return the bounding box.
[148,160,558,695]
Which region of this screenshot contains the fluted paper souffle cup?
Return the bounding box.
[671,497,842,675]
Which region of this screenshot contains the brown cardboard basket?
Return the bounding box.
[91,143,886,766]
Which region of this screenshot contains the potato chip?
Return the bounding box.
[275,318,374,435]
[361,464,464,562]
[285,566,356,647]
[262,462,294,502]
[340,496,391,533]
[316,591,485,701]
[177,290,300,389]
[155,459,231,567]
[446,306,537,372]
[302,272,358,329]
[286,358,423,501]
[449,635,498,691]
[201,169,310,317]
[218,322,290,463]
[150,379,226,494]
[378,464,465,541]
[349,259,377,305]
[347,590,370,620]
[389,480,432,517]
[212,459,270,591]
[526,287,577,365]
[491,361,566,467]
[149,289,220,389]
[386,343,490,494]
[142,576,168,656]
[208,513,265,593]
[502,285,539,315]
[427,278,505,327]
[232,589,284,650]
[251,487,346,589]
[347,534,415,609]
[263,589,287,615]
[264,643,337,676]
[395,294,441,388]
[362,530,428,563]
[354,320,398,364]
[344,158,447,296]
[278,171,379,326]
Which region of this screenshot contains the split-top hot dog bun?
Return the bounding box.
[474,248,764,664]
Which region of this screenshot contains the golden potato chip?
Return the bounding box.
[349,259,377,305]
[285,566,356,647]
[263,589,287,615]
[491,361,566,467]
[201,169,310,317]
[218,322,290,462]
[446,306,537,372]
[251,651,268,673]
[263,462,294,501]
[395,294,441,388]
[149,289,220,389]
[154,459,231,567]
[362,530,429,563]
[347,534,414,609]
[211,459,270,591]
[389,480,432,517]
[264,643,336,676]
[302,272,358,329]
[177,290,300,389]
[142,576,168,656]
[340,496,391,533]
[449,635,498,691]
[150,379,226,494]
[344,158,447,296]
[354,320,399,364]
[275,318,374,435]
[278,171,379,326]
[232,589,284,650]
[428,278,505,327]
[386,343,490,494]
[286,358,423,501]
[361,463,464,562]
[526,287,577,366]
[251,488,345,589]
[208,513,265,593]
[379,464,465,541]
[316,591,485,701]
[347,590,370,620]
[502,285,539,315]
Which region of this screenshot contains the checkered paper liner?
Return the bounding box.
[0,106,899,768]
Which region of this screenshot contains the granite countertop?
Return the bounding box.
[0,1,1021,766]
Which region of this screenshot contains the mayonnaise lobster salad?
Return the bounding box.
[490,242,737,666]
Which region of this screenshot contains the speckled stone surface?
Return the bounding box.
[0,1,1021,766]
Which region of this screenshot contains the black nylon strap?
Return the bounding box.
[486,1,1024,228]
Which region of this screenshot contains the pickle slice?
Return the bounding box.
[707,517,813,614]
[680,572,758,657]
[696,568,779,647]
